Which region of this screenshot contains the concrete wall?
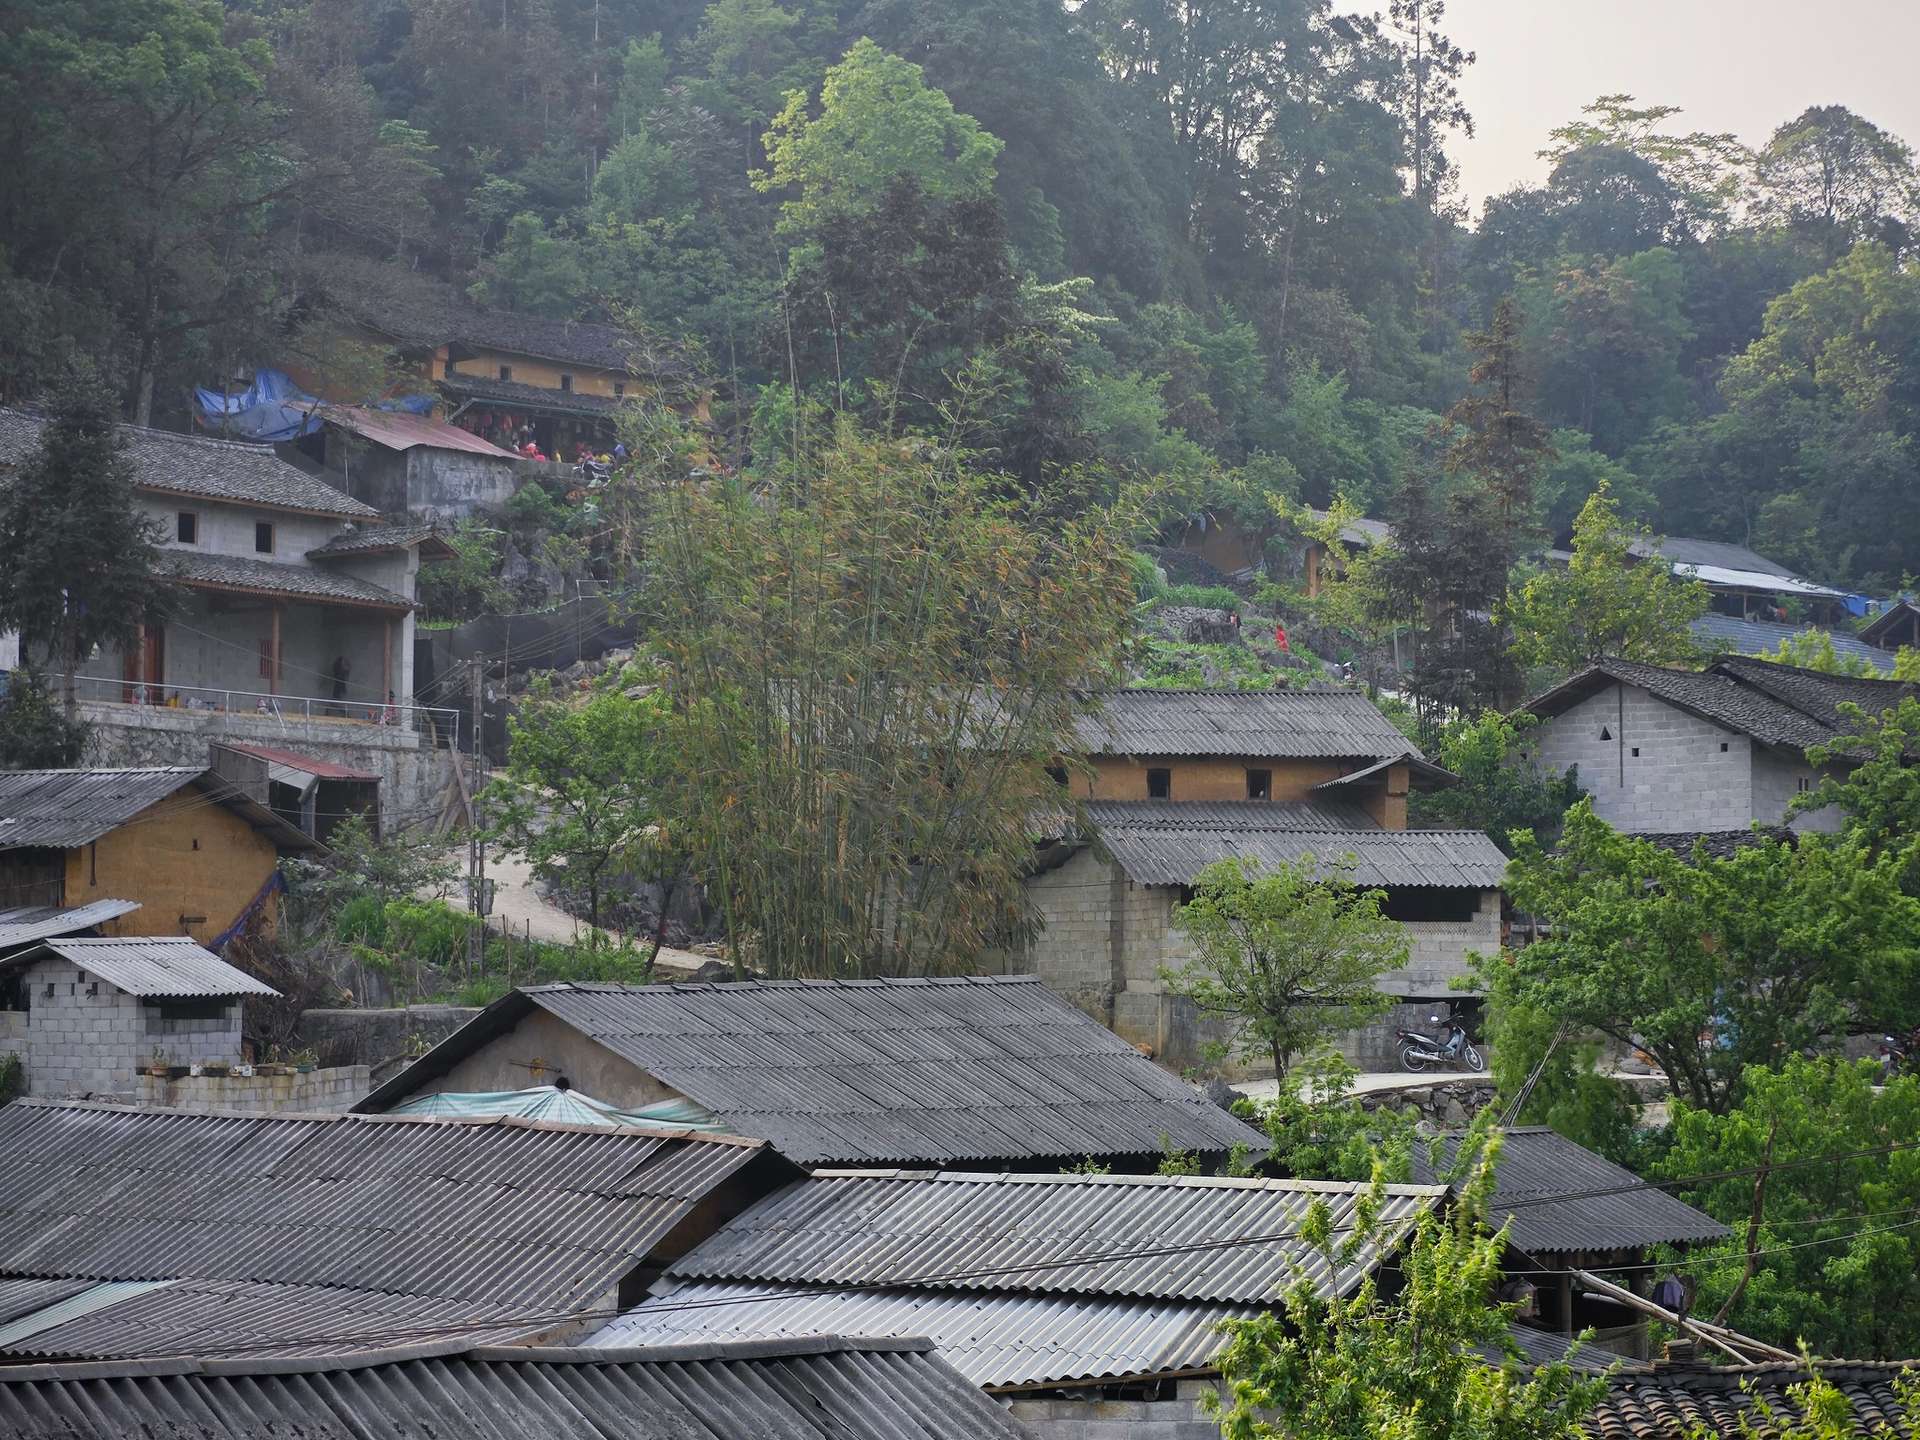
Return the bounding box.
[61,788,280,944]
[135,1064,368,1113]
[299,1005,482,1073]
[79,707,453,835]
[1008,1381,1222,1440]
[149,497,341,564]
[378,1008,680,1108]
[1751,747,1843,832]
[440,348,636,401]
[1022,853,1499,1074]
[407,448,518,520]
[1527,683,1754,832]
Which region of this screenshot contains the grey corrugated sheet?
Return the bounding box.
[1074,688,1416,758]
[0,1280,177,1350]
[1084,800,1509,888]
[0,768,204,850]
[35,937,278,998]
[0,900,140,950]
[1689,613,1893,673]
[515,977,1271,1164]
[0,1277,92,1326]
[1494,1323,1649,1374]
[592,1281,1254,1388]
[1413,1128,1729,1255]
[165,549,413,610]
[668,1170,1443,1305]
[0,408,379,518]
[0,1336,1026,1440]
[1629,534,1799,578]
[0,1100,776,1358]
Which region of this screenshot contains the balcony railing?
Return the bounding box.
[51,673,462,750]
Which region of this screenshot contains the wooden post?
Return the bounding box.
[269,606,282,696]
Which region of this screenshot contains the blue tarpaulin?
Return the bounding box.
[195,370,323,443]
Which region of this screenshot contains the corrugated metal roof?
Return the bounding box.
[1629,535,1800,578]
[324,405,518,457]
[362,977,1271,1165]
[0,1100,780,1358]
[165,549,414,610]
[1083,800,1509,888]
[33,937,279,998]
[592,1281,1253,1388]
[0,767,317,854]
[216,741,378,781]
[0,1279,177,1349]
[0,900,140,950]
[0,1336,1026,1440]
[1689,613,1893,673]
[666,1170,1445,1305]
[0,408,379,518]
[1412,1128,1729,1255]
[1075,688,1418,759]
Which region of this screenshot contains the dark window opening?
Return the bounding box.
[559,373,574,393]
[143,997,231,1024]
[1720,742,1730,752]
[1147,768,1171,800]
[443,354,455,378]
[1246,768,1272,801]
[254,522,274,554]
[176,512,196,544]
[613,381,626,399]
[1631,747,1640,757]
[1045,765,1068,788]
[1599,725,1612,741]
[1380,888,1481,923]
[498,364,513,382]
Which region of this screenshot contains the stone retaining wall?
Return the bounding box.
[1008,1382,1222,1440]
[132,1064,369,1113]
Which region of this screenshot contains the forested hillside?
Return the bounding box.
[6,0,1920,583]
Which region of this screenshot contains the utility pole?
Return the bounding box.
[467,652,487,979]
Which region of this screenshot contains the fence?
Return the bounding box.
[55,673,463,750]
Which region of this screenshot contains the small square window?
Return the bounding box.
[1631,747,1640,757]
[498,364,513,382]
[1721,742,1730,752]
[1246,768,1272,801]
[254,521,274,554]
[613,381,625,399]
[1147,768,1171,800]
[559,373,574,393]
[176,512,197,544]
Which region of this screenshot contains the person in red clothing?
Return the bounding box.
[1273,621,1289,652]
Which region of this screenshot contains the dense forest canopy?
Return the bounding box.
[6,0,1920,585]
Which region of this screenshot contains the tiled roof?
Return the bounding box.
[164,550,413,610]
[1076,688,1418,759]
[1588,1361,1917,1439]
[0,1336,1027,1440]
[1521,659,1836,750]
[0,1100,780,1359]
[26,937,277,998]
[1412,1128,1729,1255]
[440,372,626,416]
[0,768,314,853]
[358,976,1270,1165]
[1634,828,1795,862]
[1080,800,1509,888]
[591,1169,1443,1388]
[1859,598,1920,647]
[306,522,451,559]
[1711,655,1917,736]
[348,288,658,373]
[0,408,378,518]
[1688,613,1892,673]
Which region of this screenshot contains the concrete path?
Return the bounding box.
[1230,1069,1493,1103]
[444,848,713,978]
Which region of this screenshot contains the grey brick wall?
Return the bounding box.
[1009,1381,1222,1439]
[8,958,249,1098]
[1025,847,1119,1021]
[1751,748,1844,832]
[1528,682,1754,831]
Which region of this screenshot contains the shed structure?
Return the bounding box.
[356,975,1269,1168]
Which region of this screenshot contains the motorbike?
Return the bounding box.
[1396,1014,1484,1074]
[1880,1032,1910,1082]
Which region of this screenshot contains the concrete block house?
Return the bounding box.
[1026,689,1509,1071]
[306,405,518,521]
[1520,656,1917,835]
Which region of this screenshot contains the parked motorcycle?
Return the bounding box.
[1396,1015,1484,1073]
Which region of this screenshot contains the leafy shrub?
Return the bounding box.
[382,900,478,968]
[333,895,388,947]
[1128,550,1167,603]
[1159,582,1241,611]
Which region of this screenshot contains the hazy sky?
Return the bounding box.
[1444,0,1920,212]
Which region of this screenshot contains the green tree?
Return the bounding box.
[1487,801,1920,1112]
[1482,1001,1639,1164]
[1210,1136,1609,1440]
[622,407,1134,978]
[1165,855,1407,1080]
[756,38,1003,239]
[1241,1053,1418,1182]
[1409,711,1583,855]
[0,667,88,768]
[1502,483,1709,673]
[1659,1057,1920,1358]
[1755,105,1920,262]
[1540,94,1749,237]
[1799,696,1920,889]
[487,679,675,934]
[0,378,173,721]
[1755,629,1880,677]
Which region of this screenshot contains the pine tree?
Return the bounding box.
[0,373,173,723]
